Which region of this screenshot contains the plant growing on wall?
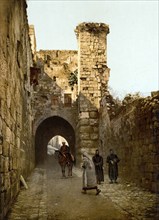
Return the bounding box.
[122,92,142,105]
[68,69,78,90]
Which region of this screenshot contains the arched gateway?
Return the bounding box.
[35,116,75,165]
[33,23,110,165]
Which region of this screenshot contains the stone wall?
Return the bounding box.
[33,50,78,163]
[34,50,78,132]
[29,25,36,62]
[0,0,34,218]
[75,23,110,161]
[100,92,159,192]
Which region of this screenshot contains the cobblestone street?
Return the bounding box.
[6,156,159,220]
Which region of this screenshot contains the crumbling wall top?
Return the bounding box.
[75,22,109,36]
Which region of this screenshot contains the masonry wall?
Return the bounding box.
[33,50,78,164]
[100,92,159,192]
[34,50,78,131]
[0,1,34,218]
[75,23,110,162]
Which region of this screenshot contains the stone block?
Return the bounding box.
[4,157,9,173]
[145,163,154,172]
[93,127,99,132]
[79,119,89,126]
[79,125,93,133]
[0,100,6,120]
[5,126,12,144]
[10,170,18,184]
[9,157,13,171]
[90,133,98,140]
[80,112,89,119]
[4,173,10,192]
[16,137,20,149]
[80,140,97,149]
[2,141,9,156]
[80,133,90,140]
[151,182,159,193]
[11,181,20,201]
[0,192,5,215]
[0,117,2,131]
[0,155,5,172]
[89,119,98,126]
[0,173,4,187]
[12,157,17,169]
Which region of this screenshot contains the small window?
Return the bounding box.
[64,94,72,107]
[52,95,59,106]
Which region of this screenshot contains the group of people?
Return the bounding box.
[82,149,120,195]
[58,142,120,195]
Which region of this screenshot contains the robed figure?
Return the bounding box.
[82,152,101,195]
[106,149,120,183]
[58,142,74,177]
[92,150,104,184]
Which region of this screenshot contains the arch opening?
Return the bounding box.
[47,135,69,155]
[35,116,76,166]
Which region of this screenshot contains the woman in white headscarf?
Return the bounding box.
[82,152,101,195]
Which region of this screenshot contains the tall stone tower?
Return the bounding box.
[75,22,110,161]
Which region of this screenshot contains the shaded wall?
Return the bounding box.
[0,1,34,218]
[100,92,159,192]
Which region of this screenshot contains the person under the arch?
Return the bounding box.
[59,142,74,163]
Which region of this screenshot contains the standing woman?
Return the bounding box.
[82,152,101,195]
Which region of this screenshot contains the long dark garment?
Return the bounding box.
[92,155,104,184]
[107,153,120,182]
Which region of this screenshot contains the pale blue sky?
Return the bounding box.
[27,0,158,98]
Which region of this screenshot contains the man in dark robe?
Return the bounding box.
[106,149,120,183]
[92,150,104,184]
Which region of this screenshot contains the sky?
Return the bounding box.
[27,0,159,99]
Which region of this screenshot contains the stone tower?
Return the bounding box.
[75,22,110,160]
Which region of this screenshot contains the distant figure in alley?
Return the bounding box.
[82,152,101,195]
[92,149,104,184]
[58,142,74,177]
[106,149,120,183]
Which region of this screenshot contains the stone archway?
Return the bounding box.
[35,116,76,165]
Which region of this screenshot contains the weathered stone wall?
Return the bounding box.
[100,92,159,192]
[75,23,110,161]
[29,25,36,62]
[33,50,78,163]
[99,96,111,163]
[0,0,34,218]
[34,50,78,132]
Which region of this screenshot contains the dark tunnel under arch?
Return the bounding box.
[35,116,76,165]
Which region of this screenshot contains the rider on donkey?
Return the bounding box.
[59,142,74,177]
[59,142,71,160]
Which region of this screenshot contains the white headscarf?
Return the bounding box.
[82,151,92,160]
[82,151,94,169]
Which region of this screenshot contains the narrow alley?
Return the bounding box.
[0,1,159,219]
[6,156,159,220]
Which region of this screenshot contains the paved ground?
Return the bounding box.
[6,156,159,220]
